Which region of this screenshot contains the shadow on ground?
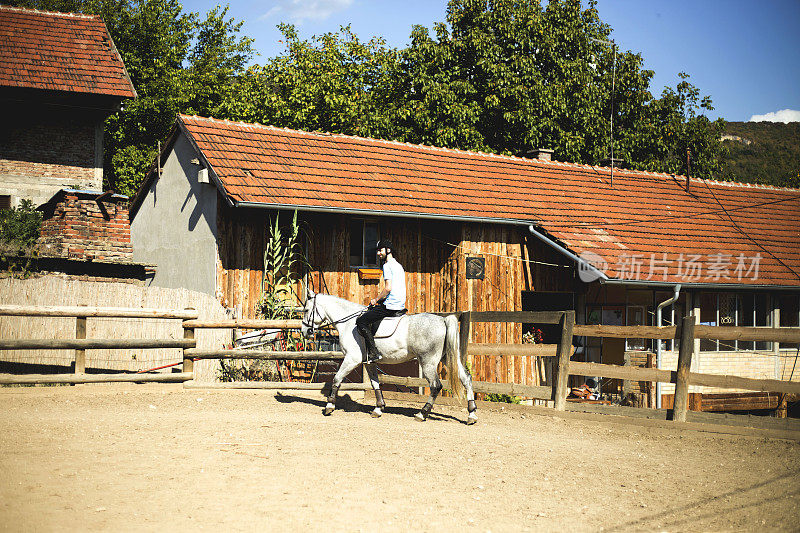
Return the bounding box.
[273,392,464,423]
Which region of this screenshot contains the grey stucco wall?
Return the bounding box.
[131,133,218,295]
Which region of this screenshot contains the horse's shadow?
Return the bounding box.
[273,391,464,423]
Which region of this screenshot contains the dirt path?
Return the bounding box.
[1,384,798,532]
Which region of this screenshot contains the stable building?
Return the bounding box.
[130,115,800,406]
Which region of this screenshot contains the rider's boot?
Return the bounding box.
[358,325,382,363]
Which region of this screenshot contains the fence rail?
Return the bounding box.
[1,305,798,426]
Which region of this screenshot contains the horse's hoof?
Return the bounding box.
[370,408,382,418]
[414,412,427,422]
[323,403,335,416]
[467,412,478,425]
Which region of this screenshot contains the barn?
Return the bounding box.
[0,5,136,208]
[130,114,800,405]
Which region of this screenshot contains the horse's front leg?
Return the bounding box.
[324,351,361,416]
[365,363,385,418]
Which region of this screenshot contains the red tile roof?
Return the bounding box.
[0,6,135,98]
[176,115,800,288]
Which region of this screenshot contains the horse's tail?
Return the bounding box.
[444,314,463,394]
[444,314,460,362]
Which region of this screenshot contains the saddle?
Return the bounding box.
[370,309,408,338]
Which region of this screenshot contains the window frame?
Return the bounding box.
[348,218,381,268]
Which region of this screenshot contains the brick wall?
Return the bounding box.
[0,106,102,206]
[38,192,132,262]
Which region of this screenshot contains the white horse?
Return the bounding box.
[300,289,477,424]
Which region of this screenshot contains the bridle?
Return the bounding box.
[301,294,366,337]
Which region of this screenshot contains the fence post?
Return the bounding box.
[553,310,575,411]
[182,308,195,381]
[672,315,696,422]
[74,314,86,376]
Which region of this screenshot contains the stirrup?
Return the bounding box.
[366,351,382,363]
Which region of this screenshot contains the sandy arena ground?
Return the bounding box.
[1,384,799,532]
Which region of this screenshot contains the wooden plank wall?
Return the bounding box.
[216,201,268,319]
[215,210,576,387]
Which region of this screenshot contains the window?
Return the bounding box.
[698,292,772,352]
[778,294,799,350]
[625,305,647,351]
[349,219,380,267]
[0,195,11,210]
[625,290,651,351]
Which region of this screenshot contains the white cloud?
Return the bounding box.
[748,109,800,123]
[259,0,354,25]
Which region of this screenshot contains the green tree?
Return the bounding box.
[185,5,255,118]
[217,24,402,139]
[0,200,42,248]
[392,0,724,178]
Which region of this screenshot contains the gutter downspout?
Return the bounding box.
[655,284,681,409]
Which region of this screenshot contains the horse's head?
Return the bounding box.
[300,289,320,338]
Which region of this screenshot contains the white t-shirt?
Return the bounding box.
[382,257,406,310]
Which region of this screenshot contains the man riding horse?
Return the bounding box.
[356,239,406,363]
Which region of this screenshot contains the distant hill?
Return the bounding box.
[718,121,799,188]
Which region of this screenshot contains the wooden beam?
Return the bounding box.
[573,324,677,339]
[468,311,565,324]
[181,319,304,329]
[472,380,551,400]
[185,350,344,360]
[569,361,675,384]
[183,381,369,391]
[467,343,563,357]
[0,305,198,320]
[0,339,196,350]
[695,325,800,343]
[687,372,800,395]
[0,372,193,385]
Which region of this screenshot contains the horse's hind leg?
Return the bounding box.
[456,352,478,425]
[365,363,385,418]
[415,359,443,422]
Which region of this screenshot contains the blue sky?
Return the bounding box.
[181,0,800,123]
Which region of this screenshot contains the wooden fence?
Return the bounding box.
[2,306,799,425]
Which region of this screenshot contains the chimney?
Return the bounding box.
[518,148,554,161]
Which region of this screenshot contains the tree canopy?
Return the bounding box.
[9,0,747,196]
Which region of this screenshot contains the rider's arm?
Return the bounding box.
[370,278,392,305]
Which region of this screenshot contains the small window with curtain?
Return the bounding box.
[0,195,11,211]
[349,219,381,267]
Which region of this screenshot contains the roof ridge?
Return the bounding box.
[177,114,800,191]
[0,4,100,19]
[700,177,800,193]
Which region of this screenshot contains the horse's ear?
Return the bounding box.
[306,287,315,301]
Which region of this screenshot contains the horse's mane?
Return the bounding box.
[317,293,366,312]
